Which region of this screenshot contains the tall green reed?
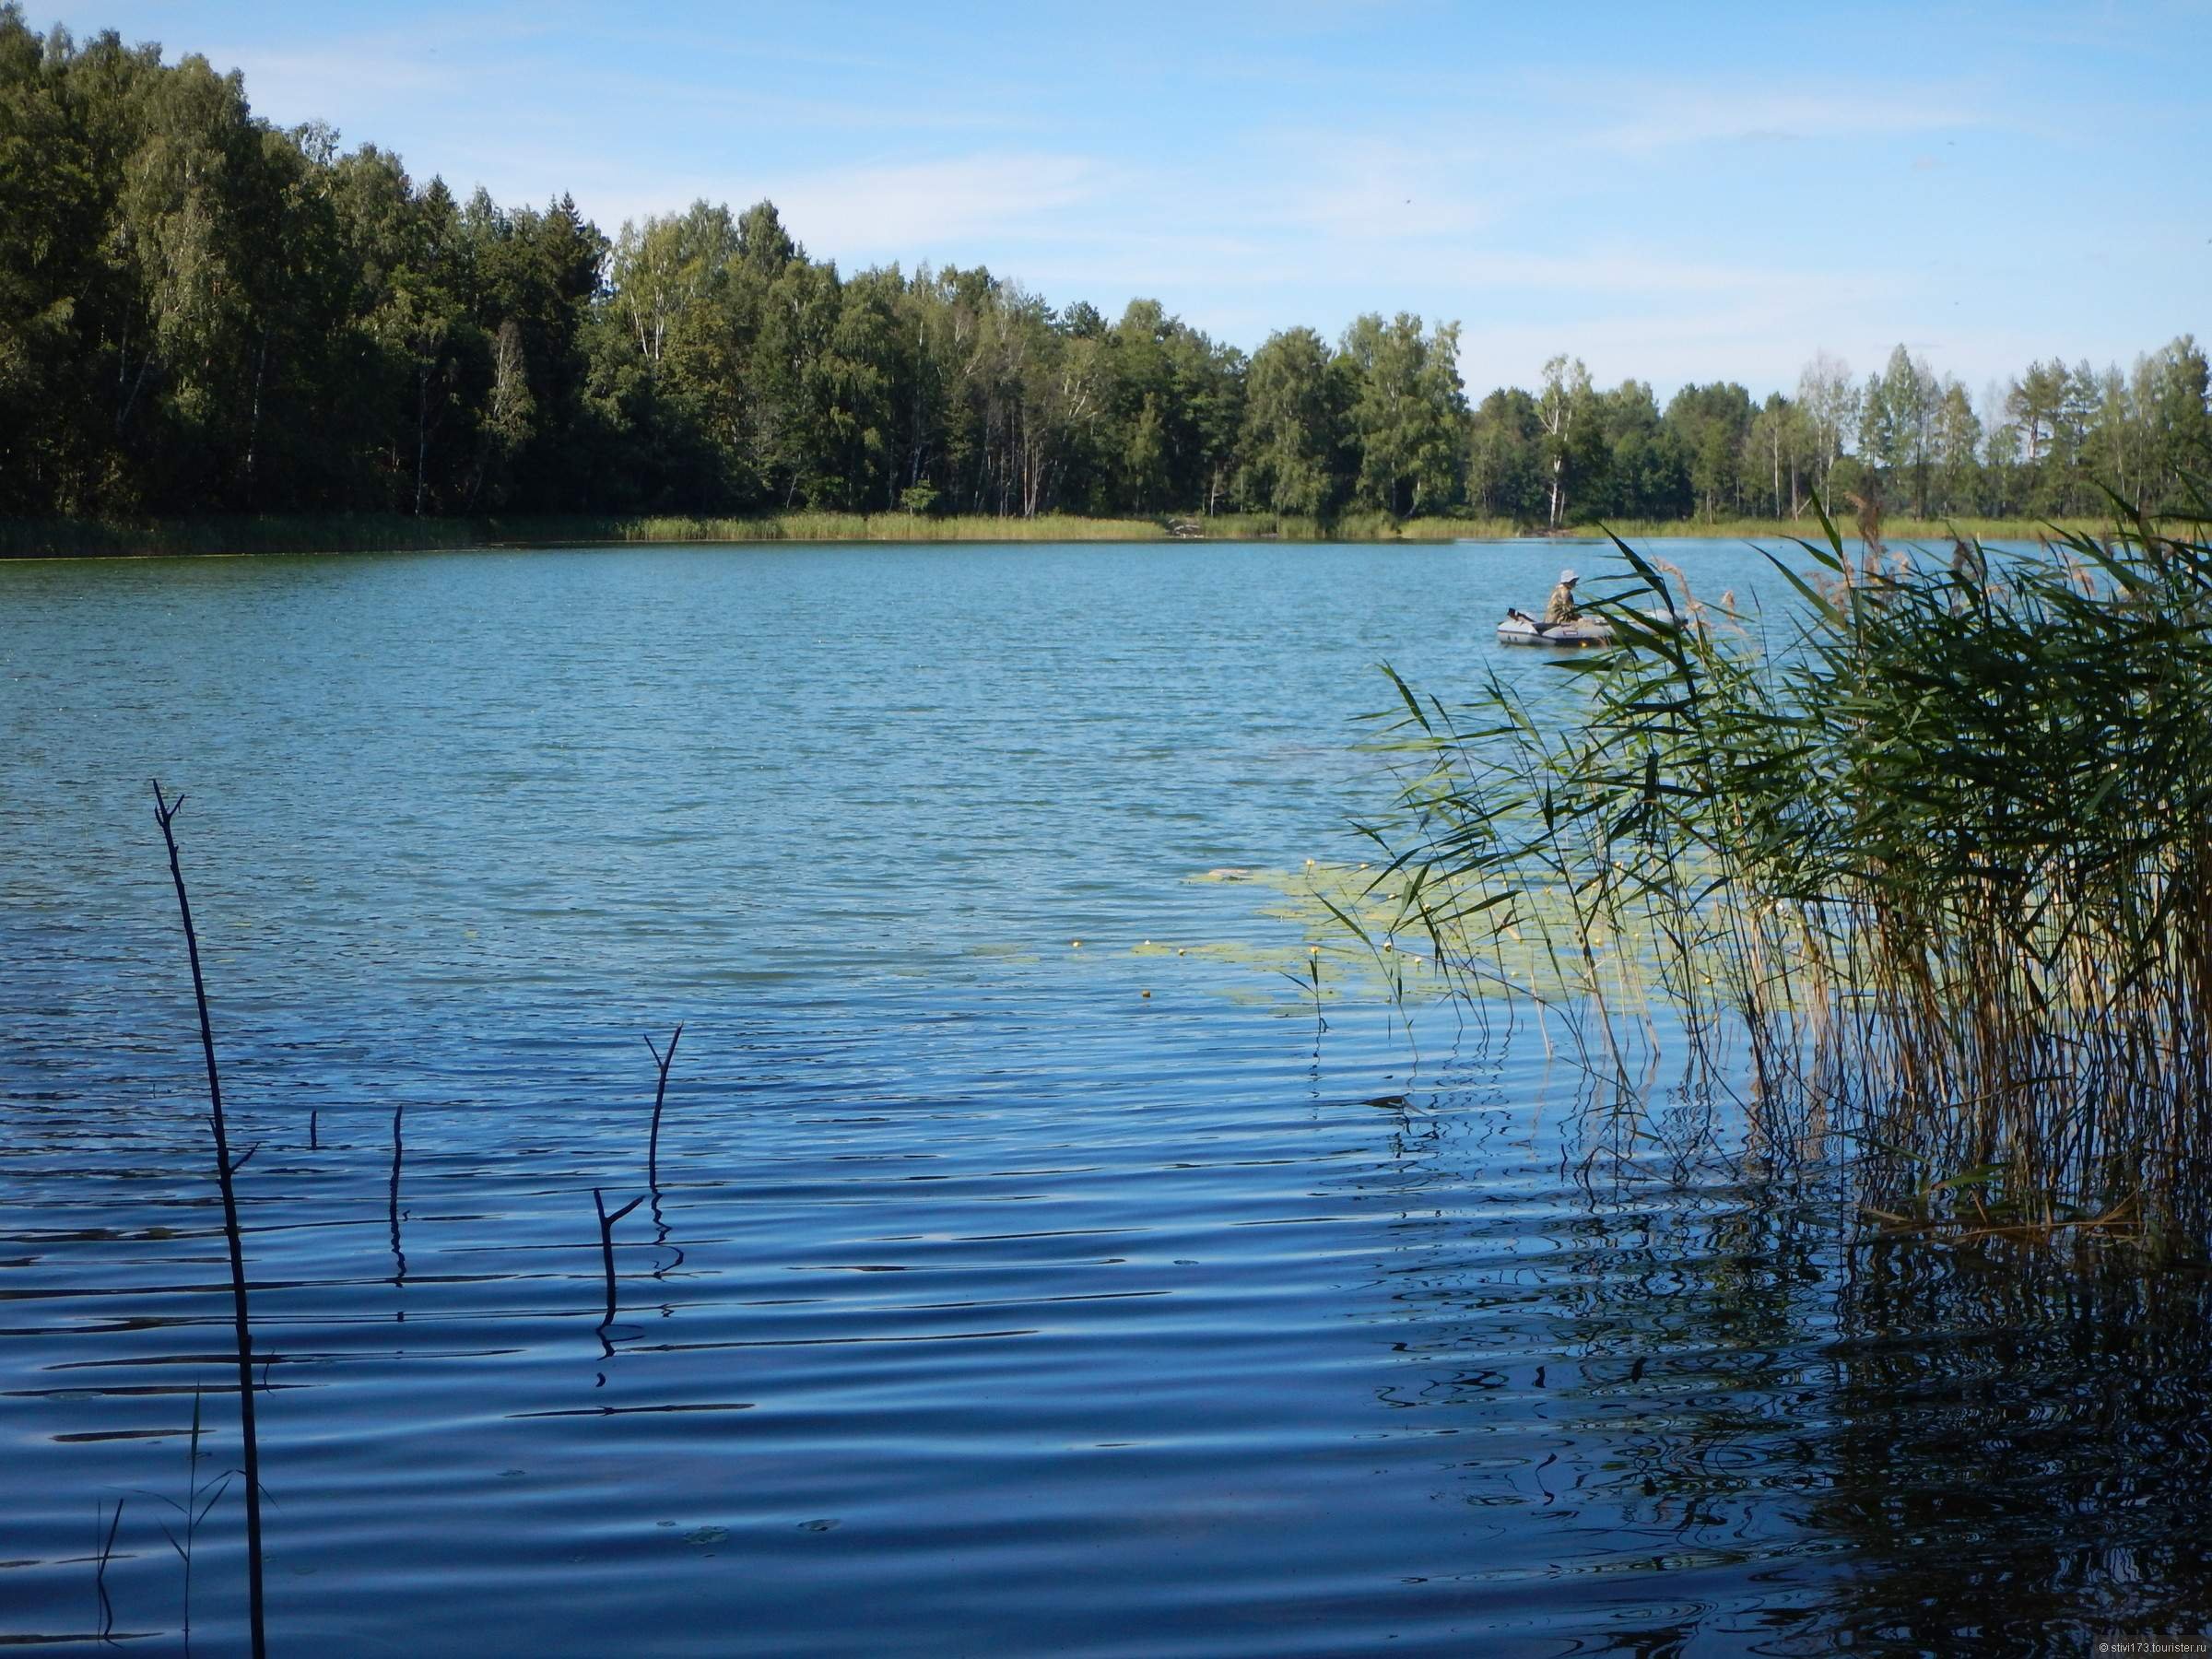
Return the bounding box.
[1356,494,2212,1250]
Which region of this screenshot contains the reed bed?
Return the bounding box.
[1,510,1530,559]
[1597,513,2124,543]
[3,508,2123,561]
[601,512,1174,544]
[1197,512,1520,542]
[1356,498,2212,1252]
[0,512,1172,556]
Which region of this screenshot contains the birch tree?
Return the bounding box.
[1796,351,1857,492]
[1536,354,1592,528]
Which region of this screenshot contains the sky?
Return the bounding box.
[42,0,2212,401]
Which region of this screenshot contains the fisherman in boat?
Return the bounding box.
[1544,568,1581,628]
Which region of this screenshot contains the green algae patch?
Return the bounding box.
[965,941,1043,967]
[1168,856,1715,1017]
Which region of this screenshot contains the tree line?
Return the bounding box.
[5,12,2206,527]
[1478,343,2212,528]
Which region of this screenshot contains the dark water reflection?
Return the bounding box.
[1816,1248,2212,1652]
[4,540,2206,1653]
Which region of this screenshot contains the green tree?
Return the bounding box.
[2006,359,2069,465]
[2142,336,2211,506]
[1665,382,1753,519]
[1340,312,1465,517]
[1930,379,1983,514]
[1860,346,1936,512]
[1465,388,1544,522]
[1583,381,1683,520]
[1238,326,1347,517]
[1744,392,1815,520]
[0,11,104,510]
[1173,332,1245,517]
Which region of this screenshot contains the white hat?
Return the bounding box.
[1558,568,1578,584]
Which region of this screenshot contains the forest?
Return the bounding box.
[5,10,2207,531]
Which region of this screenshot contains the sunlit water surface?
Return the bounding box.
[5,539,2206,1655]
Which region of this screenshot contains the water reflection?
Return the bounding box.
[1810,1243,2212,1651]
[648,1188,684,1283]
[1349,1048,2212,1649]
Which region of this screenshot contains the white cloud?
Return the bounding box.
[1576,84,1992,154]
[199,41,465,119]
[1237,134,1503,242]
[551,151,1108,256]
[775,154,1104,252]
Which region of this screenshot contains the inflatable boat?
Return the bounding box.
[1496,607,1683,647]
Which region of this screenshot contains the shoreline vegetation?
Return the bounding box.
[0,511,2129,560]
[1354,500,2212,1252]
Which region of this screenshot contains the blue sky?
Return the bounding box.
[47,1,2212,400]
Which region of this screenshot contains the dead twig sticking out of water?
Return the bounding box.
[150,781,265,1659]
[644,1024,683,1191]
[91,1495,124,1642]
[594,1187,645,1331]
[388,1102,406,1289]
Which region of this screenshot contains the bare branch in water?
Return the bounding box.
[644,1024,684,1191]
[151,782,266,1659]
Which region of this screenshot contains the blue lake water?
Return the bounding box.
[4,538,2206,1654]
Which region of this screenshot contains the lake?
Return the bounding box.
[5,538,2206,1654]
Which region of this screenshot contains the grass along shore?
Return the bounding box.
[1601,512,2120,543]
[0,509,2118,559]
